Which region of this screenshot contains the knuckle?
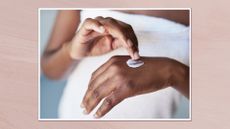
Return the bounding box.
[109,64,120,72]
[96,16,103,19]
[91,71,96,78]
[88,78,96,90]
[104,35,112,42]
[85,18,93,23]
[115,73,124,80]
[104,98,113,107]
[88,82,93,90]
[105,17,115,22]
[93,89,100,98]
[125,24,132,30]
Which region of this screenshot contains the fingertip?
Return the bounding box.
[133,52,140,60]
[80,103,85,108]
[83,109,89,115]
[130,54,135,60]
[93,113,100,119]
[126,39,140,60]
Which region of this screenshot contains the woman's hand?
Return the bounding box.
[69,17,140,60]
[81,56,189,118]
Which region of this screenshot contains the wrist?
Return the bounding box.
[67,41,76,60]
[62,42,80,61]
[66,40,84,60]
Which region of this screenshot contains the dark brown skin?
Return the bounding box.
[41,10,189,79]
[81,56,189,118]
[41,10,190,118]
[120,10,189,26]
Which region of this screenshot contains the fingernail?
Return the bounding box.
[83,109,89,115]
[94,113,100,118]
[133,52,140,60]
[99,26,105,33]
[80,103,85,108]
[128,50,135,60]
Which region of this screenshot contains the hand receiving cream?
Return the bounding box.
[126,59,144,68]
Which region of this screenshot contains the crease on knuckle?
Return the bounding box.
[125,24,132,30]
[104,98,113,108]
[114,73,124,83]
[85,18,93,23]
[92,89,100,98]
[96,16,103,19]
[109,64,120,73]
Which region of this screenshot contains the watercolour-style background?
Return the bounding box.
[0,0,229,128]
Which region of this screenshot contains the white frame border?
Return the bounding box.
[38,8,192,121]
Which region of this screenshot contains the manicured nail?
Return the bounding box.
[98,26,105,33]
[94,113,100,118]
[133,52,140,60]
[127,50,135,60]
[83,109,89,115]
[80,103,85,108]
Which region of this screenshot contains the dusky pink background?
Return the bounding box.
[0,0,229,129]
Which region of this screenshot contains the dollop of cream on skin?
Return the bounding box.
[126,59,144,68]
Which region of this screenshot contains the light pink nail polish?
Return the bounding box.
[83,110,89,115]
[94,114,99,118]
[80,103,85,108]
[99,26,105,33]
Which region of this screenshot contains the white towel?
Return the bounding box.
[58,10,189,119]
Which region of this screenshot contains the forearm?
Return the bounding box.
[123,10,189,26]
[41,42,79,80]
[41,11,81,80]
[153,10,190,26]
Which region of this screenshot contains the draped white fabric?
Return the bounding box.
[58,10,189,119]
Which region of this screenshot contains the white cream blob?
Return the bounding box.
[126,59,144,68]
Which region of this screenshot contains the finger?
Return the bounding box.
[82,65,112,111]
[79,18,105,35]
[111,38,122,49]
[83,69,108,103]
[94,35,114,54]
[96,17,139,59]
[89,57,115,83]
[127,39,140,60]
[95,16,122,50]
[94,90,124,118]
[95,16,104,22]
[116,20,140,59]
[116,20,138,47]
[84,79,116,114]
[95,17,129,47]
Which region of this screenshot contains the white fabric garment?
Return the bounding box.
[58,10,189,119]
